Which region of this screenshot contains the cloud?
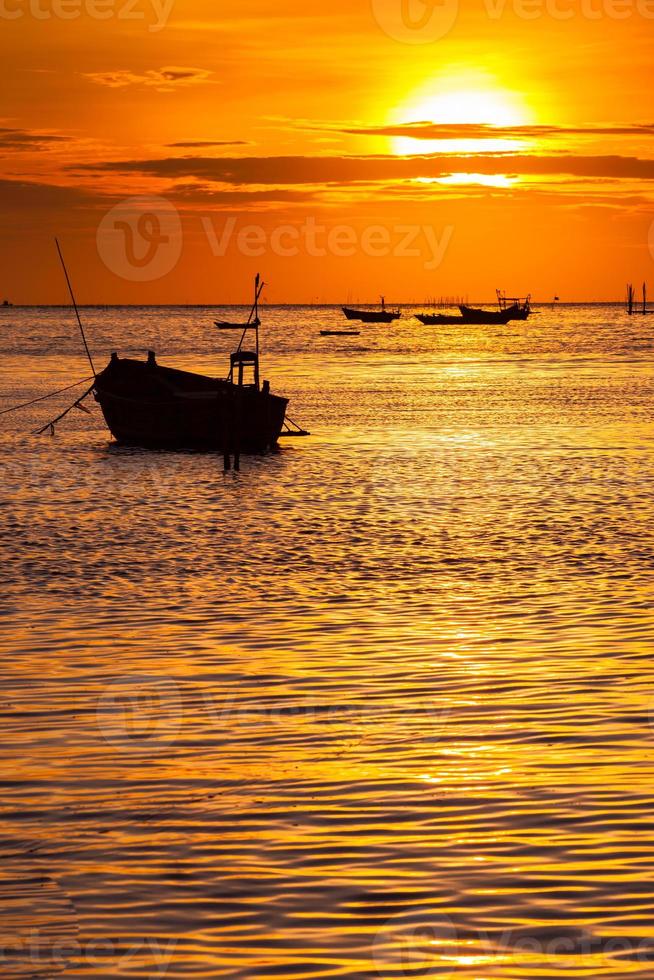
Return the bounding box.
[338,122,654,141]
[0,177,96,210]
[170,183,314,203]
[83,67,213,92]
[167,140,251,148]
[74,152,654,184]
[0,127,70,150]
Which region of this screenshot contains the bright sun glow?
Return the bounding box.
[387,78,532,188]
[390,80,531,157]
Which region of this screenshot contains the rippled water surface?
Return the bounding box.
[1,304,653,978]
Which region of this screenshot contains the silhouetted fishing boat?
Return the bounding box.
[94,350,288,451]
[215,316,260,330]
[416,308,514,326]
[320,329,360,336]
[342,296,400,323]
[460,291,530,323]
[43,250,303,458]
[417,290,531,326]
[94,275,292,451]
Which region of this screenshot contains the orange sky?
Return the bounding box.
[1,0,654,302]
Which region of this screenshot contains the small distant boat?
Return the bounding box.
[320,329,360,336]
[2,299,12,307]
[342,296,400,323]
[215,316,260,330]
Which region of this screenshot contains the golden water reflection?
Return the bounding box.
[0,304,652,977]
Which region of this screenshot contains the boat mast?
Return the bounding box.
[254,272,261,390]
[55,238,96,376]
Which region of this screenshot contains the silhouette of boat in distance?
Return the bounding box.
[342,296,401,323]
[215,315,260,330]
[94,275,304,452]
[417,290,531,325]
[320,329,360,336]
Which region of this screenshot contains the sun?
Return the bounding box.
[389,76,532,156]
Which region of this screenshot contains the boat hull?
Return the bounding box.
[94,355,288,451]
[342,307,400,323]
[459,303,530,323]
[416,308,516,325]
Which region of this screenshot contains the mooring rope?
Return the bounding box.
[0,376,95,418]
[33,383,96,436]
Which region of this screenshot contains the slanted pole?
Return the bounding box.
[55,238,96,375]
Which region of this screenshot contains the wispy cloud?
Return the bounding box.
[83,67,213,92]
[0,177,95,209]
[167,140,250,148]
[74,152,654,184]
[340,122,654,141]
[0,127,70,151]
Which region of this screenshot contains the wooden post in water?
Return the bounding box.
[222,393,231,471]
[233,388,241,472]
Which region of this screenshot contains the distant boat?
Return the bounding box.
[2,299,12,307]
[416,308,514,326]
[320,329,360,336]
[496,290,531,319]
[460,291,531,323]
[417,290,531,326]
[342,296,400,323]
[215,316,260,331]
